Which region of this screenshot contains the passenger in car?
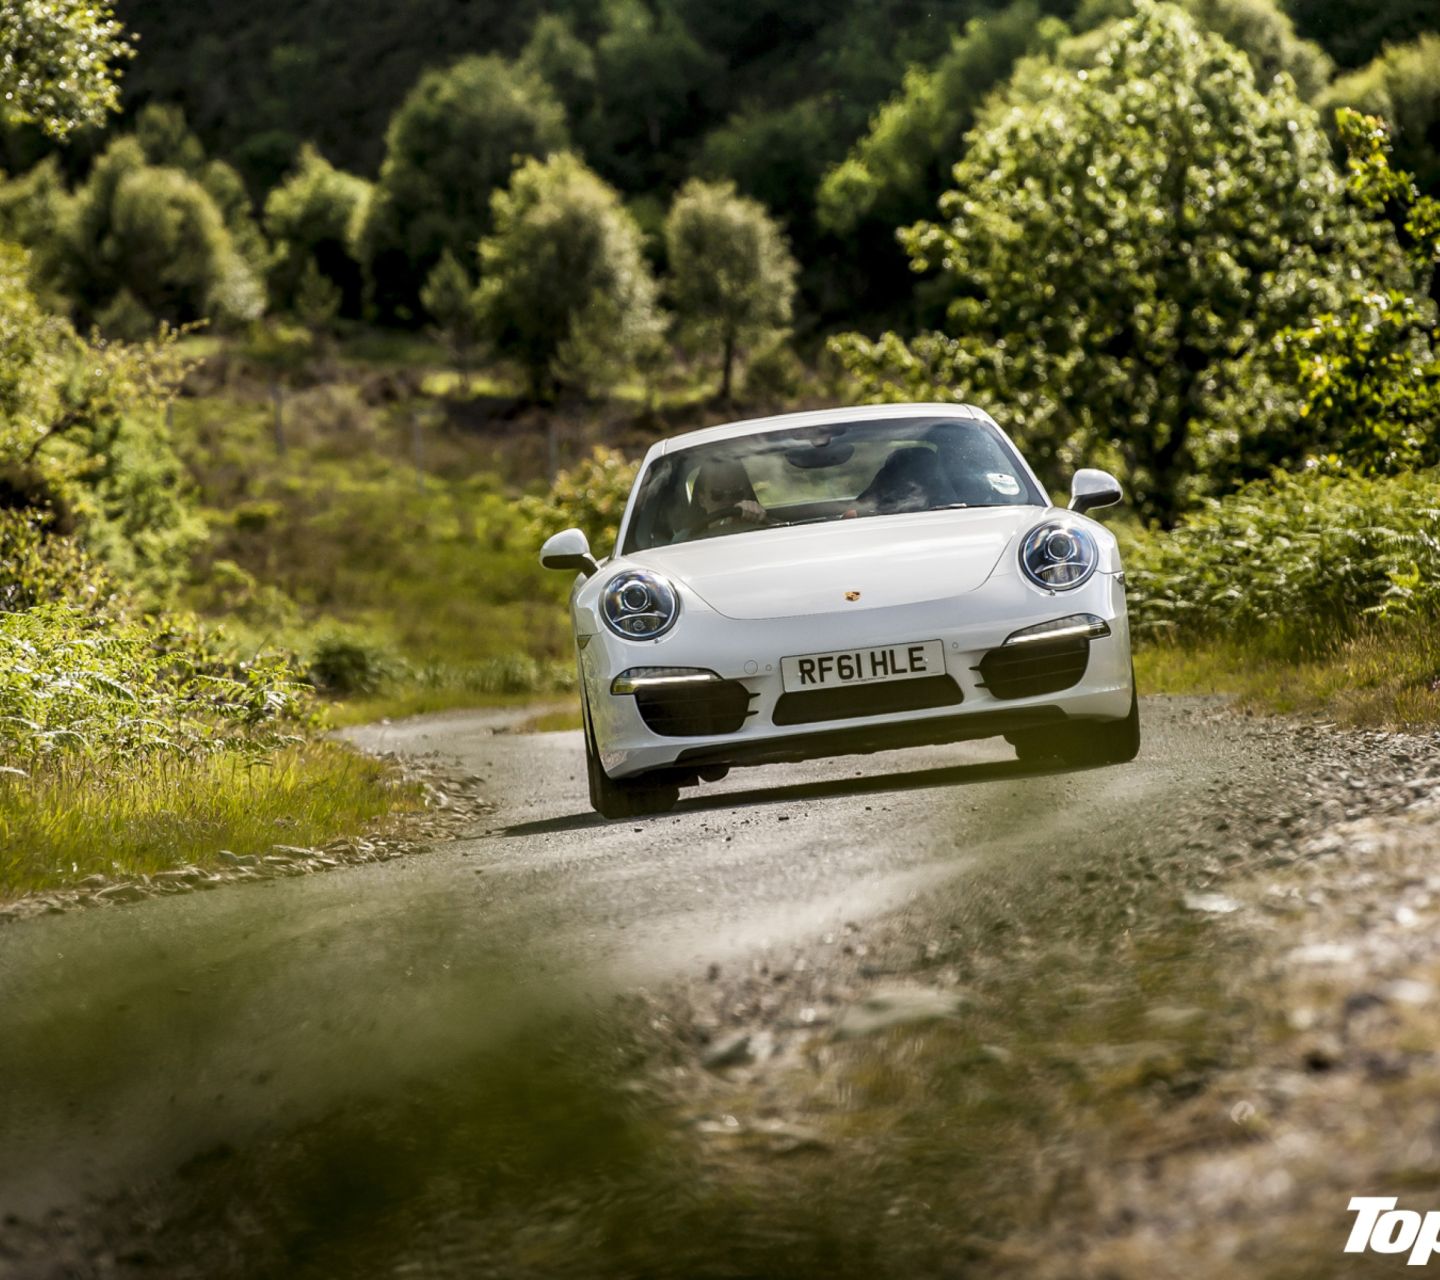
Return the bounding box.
[679,459,770,540]
[854,445,958,514]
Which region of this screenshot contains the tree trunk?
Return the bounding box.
[721,335,734,403]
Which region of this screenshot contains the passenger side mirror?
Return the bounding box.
[539,527,599,576]
[1068,468,1123,515]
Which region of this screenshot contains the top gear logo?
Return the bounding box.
[1348,1198,1440,1263]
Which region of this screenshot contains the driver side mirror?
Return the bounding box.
[1068,468,1123,515]
[539,527,599,577]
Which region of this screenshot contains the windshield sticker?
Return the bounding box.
[987,473,1021,496]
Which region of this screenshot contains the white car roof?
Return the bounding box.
[656,401,991,454]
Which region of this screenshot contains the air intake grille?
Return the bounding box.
[636,680,754,736]
[976,635,1089,700]
[772,675,963,726]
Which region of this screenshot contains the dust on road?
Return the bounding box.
[1,699,1433,1278]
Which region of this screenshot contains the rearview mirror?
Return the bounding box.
[1068,468,1123,515]
[539,527,599,576]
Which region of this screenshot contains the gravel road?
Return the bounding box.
[3,699,1440,1277]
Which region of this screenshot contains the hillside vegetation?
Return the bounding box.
[4,0,1440,904]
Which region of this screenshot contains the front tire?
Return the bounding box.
[1008,669,1141,768]
[582,692,680,819]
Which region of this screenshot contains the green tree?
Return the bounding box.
[1236,111,1440,475]
[818,2,1065,238]
[832,2,1408,522]
[134,104,270,280]
[359,55,567,324]
[0,0,132,139]
[63,138,265,331]
[419,249,480,390]
[664,179,797,401]
[475,153,660,402]
[584,0,718,192]
[1317,34,1440,197]
[263,143,372,316]
[0,243,201,597]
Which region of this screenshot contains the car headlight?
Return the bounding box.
[1020,521,1098,590]
[601,570,680,639]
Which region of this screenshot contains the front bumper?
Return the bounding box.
[579,569,1132,780]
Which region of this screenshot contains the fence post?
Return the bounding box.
[271,384,285,455]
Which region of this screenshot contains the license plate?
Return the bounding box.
[780,640,945,693]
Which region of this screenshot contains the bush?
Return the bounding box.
[0,603,307,767]
[64,138,265,328]
[0,508,111,612]
[1124,467,1440,653]
[520,445,640,559]
[306,626,406,696]
[263,143,372,317]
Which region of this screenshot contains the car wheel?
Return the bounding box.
[1007,669,1141,768]
[582,691,680,819]
[1057,670,1141,767]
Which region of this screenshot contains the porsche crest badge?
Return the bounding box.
[844,591,861,601]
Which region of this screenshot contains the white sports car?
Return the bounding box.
[541,403,1138,819]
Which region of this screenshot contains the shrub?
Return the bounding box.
[0,508,111,612]
[306,626,406,696]
[64,138,265,328]
[263,143,371,316]
[1124,467,1440,653]
[0,603,307,768]
[520,445,640,558]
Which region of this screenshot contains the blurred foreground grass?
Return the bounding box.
[1136,619,1440,728]
[0,743,420,900]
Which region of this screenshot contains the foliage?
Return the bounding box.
[817,1,1065,238]
[0,508,111,612]
[831,2,1408,522]
[133,104,270,278]
[262,143,372,316]
[294,257,341,333]
[1123,467,1440,653]
[419,249,479,382]
[1230,111,1440,477]
[663,179,797,400]
[1317,35,1440,198]
[475,153,660,401]
[581,0,720,193]
[0,243,202,596]
[520,445,640,560]
[1288,0,1438,71]
[61,137,265,329]
[306,624,405,696]
[0,0,132,138]
[359,54,567,324]
[0,602,307,767]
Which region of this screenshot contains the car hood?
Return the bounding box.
[627,507,1040,620]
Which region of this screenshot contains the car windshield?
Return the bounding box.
[621,416,1045,553]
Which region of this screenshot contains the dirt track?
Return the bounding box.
[2,699,1438,1277]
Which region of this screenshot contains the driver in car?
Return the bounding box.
[681,459,769,539]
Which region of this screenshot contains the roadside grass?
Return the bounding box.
[0,743,420,901]
[1135,620,1440,727]
[324,689,570,728]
